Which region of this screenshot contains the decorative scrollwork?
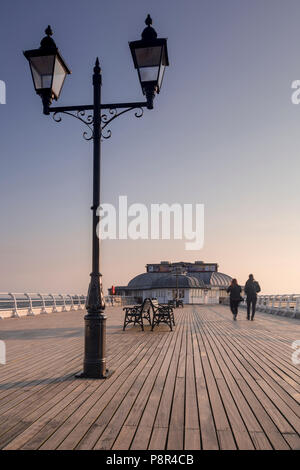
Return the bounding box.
[101,128,112,140]
[83,130,93,141]
[134,108,144,119]
[52,110,94,141]
[101,108,118,124]
[52,106,144,141]
[76,110,94,126]
[100,106,144,140]
[53,112,62,123]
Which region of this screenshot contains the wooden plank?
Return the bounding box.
[57,332,165,450]
[93,327,176,450]
[167,315,187,450]
[190,317,218,450]
[198,322,272,450]
[37,332,166,450]
[148,427,168,450]
[112,426,136,451]
[282,433,300,450]
[0,304,299,451]
[1,314,158,449]
[193,310,254,450]
[198,306,294,449]
[130,316,185,450]
[192,312,236,450]
[74,331,172,449]
[116,310,185,435]
[101,313,186,450]
[184,312,201,450]
[0,326,147,448]
[3,382,89,450]
[210,312,300,435]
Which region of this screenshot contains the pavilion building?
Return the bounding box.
[109,261,232,304]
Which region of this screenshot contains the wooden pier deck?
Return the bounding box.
[0,305,299,450]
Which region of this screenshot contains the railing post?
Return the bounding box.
[38,293,47,314]
[265,295,271,312]
[290,295,296,318]
[271,295,275,312]
[9,293,19,318]
[25,293,34,316]
[60,294,67,312]
[77,295,82,310]
[277,295,282,312]
[257,295,262,311]
[50,294,58,313]
[285,295,291,315]
[295,296,300,317]
[266,296,270,312]
[66,294,71,311]
[69,295,75,311]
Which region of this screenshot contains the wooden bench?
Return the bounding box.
[123,298,152,331]
[151,298,175,331]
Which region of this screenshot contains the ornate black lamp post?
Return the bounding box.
[24,15,169,379]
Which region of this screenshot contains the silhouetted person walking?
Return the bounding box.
[227,279,242,321]
[244,274,261,320]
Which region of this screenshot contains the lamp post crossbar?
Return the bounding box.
[49,101,148,113]
[50,102,146,141]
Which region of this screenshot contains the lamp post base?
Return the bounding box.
[75,369,109,379]
[76,309,107,379]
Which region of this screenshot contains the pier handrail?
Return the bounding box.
[0,292,87,319]
[241,294,300,318]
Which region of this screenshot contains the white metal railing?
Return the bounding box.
[239,294,300,318]
[0,293,87,319]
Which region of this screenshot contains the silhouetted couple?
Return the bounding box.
[227,274,261,321]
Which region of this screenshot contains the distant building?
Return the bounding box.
[108,261,232,304]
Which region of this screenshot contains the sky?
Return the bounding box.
[1,0,300,295]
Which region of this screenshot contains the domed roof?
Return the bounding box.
[127,271,232,289]
[210,272,232,287]
[154,274,204,289]
[128,273,166,289]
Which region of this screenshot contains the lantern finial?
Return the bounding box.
[142,14,157,41]
[145,14,152,27]
[40,25,57,51]
[45,25,53,37]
